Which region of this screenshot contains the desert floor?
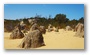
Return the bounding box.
[4,29,84,49]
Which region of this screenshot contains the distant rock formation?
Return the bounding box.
[65,26,72,31]
[54,27,59,32]
[48,24,53,32]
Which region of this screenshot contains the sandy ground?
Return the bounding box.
[4,29,84,49]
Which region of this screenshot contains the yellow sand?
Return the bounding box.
[4,29,84,49]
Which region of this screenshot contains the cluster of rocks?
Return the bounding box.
[9,18,84,49]
[19,19,46,49]
[48,24,59,32]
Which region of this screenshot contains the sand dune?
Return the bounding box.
[4,29,84,49]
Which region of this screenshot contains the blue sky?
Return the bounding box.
[4,4,84,20]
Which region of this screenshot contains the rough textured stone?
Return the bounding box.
[19,26,46,49]
[74,23,84,38]
[10,24,24,39]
